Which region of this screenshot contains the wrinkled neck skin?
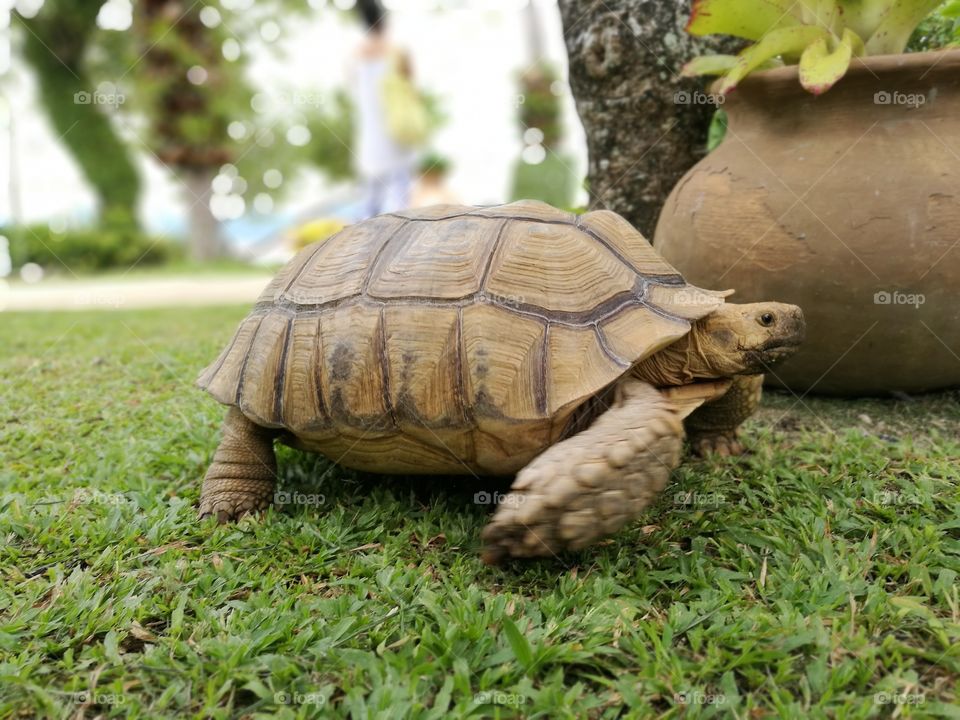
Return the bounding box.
[632,325,731,387]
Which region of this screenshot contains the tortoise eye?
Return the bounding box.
[759,312,775,327]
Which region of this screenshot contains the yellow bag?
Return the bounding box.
[381,51,429,147]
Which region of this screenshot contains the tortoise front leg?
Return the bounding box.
[685,374,764,457]
[199,407,278,523]
[481,379,685,563]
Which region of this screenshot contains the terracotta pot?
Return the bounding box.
[654,50,960,396]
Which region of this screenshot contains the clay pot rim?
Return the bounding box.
[711,47,960,94]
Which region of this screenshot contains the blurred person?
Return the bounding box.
[352,0,427,218]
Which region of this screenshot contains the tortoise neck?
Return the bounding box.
[632,327,719,387]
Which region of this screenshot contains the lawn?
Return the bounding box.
[1,307,958,719]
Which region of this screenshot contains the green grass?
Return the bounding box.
[1,307,958,719]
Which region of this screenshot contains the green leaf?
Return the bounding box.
[103,629,122,664]
[941,0,960,18]
[799,29,857,94]
[798,0,844,33]
[687,0,801,40]
[501,616,534,671]
[681,54,740,77]
[717,25,829,93]
[865,0,944,53]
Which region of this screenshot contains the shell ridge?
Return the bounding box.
[273,317,294,424]
[576,216,683,282]
[362,219,412,294]
[478,218,512,290]
[539,324,550,415]
[593,323,632,368]
[235,314,266,406]
[377,306,398,430]
[280,237,333,298]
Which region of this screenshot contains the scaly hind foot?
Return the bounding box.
[198,408,278,523]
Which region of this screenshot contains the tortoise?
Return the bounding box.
[197,201,804,562]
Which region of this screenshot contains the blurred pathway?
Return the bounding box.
[1,275,273,312]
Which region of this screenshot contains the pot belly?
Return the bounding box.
[655,60,960,395]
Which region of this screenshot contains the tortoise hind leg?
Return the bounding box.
[199,407,278,523]
[481,379,685,563]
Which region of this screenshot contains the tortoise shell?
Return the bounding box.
[197,201,725,475]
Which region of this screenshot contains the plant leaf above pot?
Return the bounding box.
[682,54,740,76]
[686,0,802,39]
[858,0,944,53]
[717,25,829,94]
[685,0,947,94]
[798,28,864,94]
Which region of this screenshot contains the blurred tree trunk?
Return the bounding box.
[135,0,233,261]
[557,0,740,236]
[16,1,141,224]
[184,170,223,262]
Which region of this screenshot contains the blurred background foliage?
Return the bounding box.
[909,0,960,50]
[509,62,575,209]
[3,220,181,273]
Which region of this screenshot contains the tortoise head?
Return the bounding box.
[688,302,806,377]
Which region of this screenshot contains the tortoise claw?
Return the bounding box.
[690,432,746,458]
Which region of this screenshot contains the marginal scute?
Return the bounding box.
[198,313,264,405]
[282,214,408,305]
[578,209,682,278]
[485,219,636,313]
[318,303,390,429]
[281,315,329,432]
[599,304,691,364]
[461,302,545,421]
[645,283,727,320]
[238,312,290,427]
[368,216,502,299]
[546,324,624,415]
[291,431,470,474]
[384,304,464,427]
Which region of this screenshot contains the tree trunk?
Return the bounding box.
[184,170,224,262]
[17,2,141,224]
[557,0,740,236]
